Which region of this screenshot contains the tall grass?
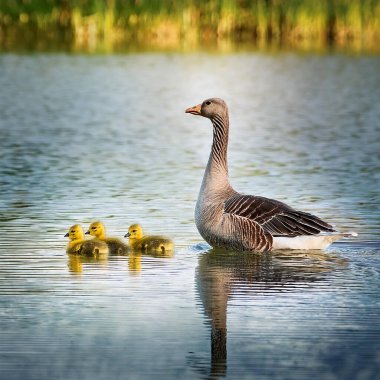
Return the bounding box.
[0,0,379,51]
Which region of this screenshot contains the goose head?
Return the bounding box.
[65,224,85,241]
[185,98,227,121]
[86,221,106,239]
[125,224,143,240]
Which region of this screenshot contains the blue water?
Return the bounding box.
[0,52,379,379]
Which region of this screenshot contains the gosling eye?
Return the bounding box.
[205,101,211,106]
[92,227,96,230]
[132,230,136,233]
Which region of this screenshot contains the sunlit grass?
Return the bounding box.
[0,0,379,52]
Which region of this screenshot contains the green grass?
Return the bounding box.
[0,0,379,51]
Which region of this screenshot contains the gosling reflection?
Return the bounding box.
[67,253,109,274]
[67,250,173,275]
[196,248,347,378]
[128,252,142,274]
[128,249,174,275]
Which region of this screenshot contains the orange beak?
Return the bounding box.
[185,104,202,115]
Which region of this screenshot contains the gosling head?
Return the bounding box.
[65,224,85,241]
[124,224,144,240]
[86,221,106,240]
[185,98,227,121]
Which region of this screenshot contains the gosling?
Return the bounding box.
[86,221,129,255]
[65,224,109,256]
[125,224,174,253]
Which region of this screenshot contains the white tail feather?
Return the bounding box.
[272,232,358,250]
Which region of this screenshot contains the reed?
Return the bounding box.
[0,0,379,51]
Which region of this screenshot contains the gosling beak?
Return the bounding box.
[185,104,201,116]
[124,232,130,238]
[85,231,90,235]
[64,233,69,237]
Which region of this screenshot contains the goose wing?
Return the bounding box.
[224,194,335,237]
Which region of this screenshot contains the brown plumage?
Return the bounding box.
[224,194,334,237]
[185,98,351,252]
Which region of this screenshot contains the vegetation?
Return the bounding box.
[0,0,379,51]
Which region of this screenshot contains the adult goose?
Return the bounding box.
[185,98,356,252]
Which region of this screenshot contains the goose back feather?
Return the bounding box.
[224,194,334,237]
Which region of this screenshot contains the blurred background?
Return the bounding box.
[0,0,379,53]
[1,2,380,380]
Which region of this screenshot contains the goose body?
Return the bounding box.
[186,98,356,252]
[125,224,174,253]
[87,221,129,255]
[65,224,109,256]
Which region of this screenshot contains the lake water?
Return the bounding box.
[0,52,379,379]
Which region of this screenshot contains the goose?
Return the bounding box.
[124,224,174,253]
[86,221,129,255]
[65,224,109,256]
[185,98,357,251]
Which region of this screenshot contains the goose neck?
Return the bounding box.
[209,114,229,175]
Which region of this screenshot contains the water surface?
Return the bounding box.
[0,52,379,379]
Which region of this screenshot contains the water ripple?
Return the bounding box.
[0,53,379,380]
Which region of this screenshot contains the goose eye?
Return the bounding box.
[132,230,136,233]
[205,101,211,105]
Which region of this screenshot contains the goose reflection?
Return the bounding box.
[195,248,348,378]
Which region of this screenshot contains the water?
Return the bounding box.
[0,52,379,379]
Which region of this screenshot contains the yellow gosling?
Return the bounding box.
[125,224,174,253]
[86,221,129,255]
[65,224,109,256]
